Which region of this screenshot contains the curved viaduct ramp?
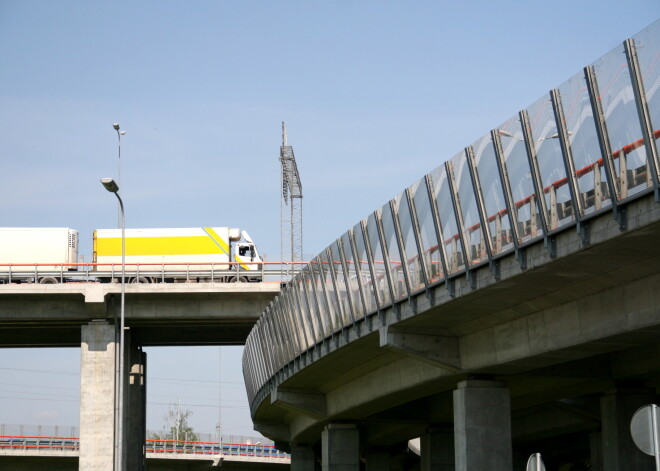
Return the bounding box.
[243,21,660,470]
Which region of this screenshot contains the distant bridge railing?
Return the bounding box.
[0,261,307,284]
[243,20,660,408]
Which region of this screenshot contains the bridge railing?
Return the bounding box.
[0,261,307,284]
[243,19,660,406]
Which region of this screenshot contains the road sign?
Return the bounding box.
[526,453,545,471]
[630,404,660,471]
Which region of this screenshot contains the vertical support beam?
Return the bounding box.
[322,424,360,471]
[291,444,317,471]
[126,343,147,471]
[374,208,398,316]
[424,173,451,282]
[80,321,116,471]
[346,228,369,319]
[421,428,454,471]
[600,388,656,471]
[406,186,431,289]
[453,380,512,471]
[624,38,660,198]
[389,198,413,299]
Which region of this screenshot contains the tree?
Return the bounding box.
[150,399,199,442]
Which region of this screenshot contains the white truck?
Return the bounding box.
[92,227,264,283]
[0,228,79,284]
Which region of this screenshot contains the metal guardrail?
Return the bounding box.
[0,261,308,284]
[243,20,660,406]
[0,435,290,461]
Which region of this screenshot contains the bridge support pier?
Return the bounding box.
[420,427,454,471]
[321,423,359,471]
[79,321,116,471]
[126,341,147,471]
[600,387,657,471]
[453,380,512,471]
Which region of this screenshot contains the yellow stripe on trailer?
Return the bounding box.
[95,235,225,257]
[203,227,231,255]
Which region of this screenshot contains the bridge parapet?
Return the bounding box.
[243,19,660,417]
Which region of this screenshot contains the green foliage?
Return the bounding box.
[150,401,199,442]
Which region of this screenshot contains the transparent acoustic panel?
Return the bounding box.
[471,134,513,255]
[449,150,488,265]
[294,272,318,346]
[429,165,465,274]
[557,70,613,215]
[410,177,444,283]
[496,115,543,243]
[593,43,651,199]
[318,249,341,334]
[341,231,363,319]
[380,200,408,302]
[365,212,392,308]
[394,191,424,293]
[352,221,378,314]
[329,240,354,327]
[309,256,331,338]
[301,268,323,344]
[634,20,660,176]
[526,94,575,230]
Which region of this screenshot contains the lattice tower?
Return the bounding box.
[280,122,303,270]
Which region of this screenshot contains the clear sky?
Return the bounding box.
[0,0,658,439]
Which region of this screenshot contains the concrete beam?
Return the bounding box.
[253,422,290,442]
[271,388,327,419]
[379,326,461,372]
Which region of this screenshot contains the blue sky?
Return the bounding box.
[0,1,658,438]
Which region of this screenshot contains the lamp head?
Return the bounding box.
[101,178,119,193]
[113,123,120,130]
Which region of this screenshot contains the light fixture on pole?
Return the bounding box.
[112,124,126,228]
[101,177,125,471]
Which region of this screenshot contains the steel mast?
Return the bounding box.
[280,122,303,277]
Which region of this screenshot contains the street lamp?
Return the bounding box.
[112,123,126,228]
[101,177,125,471]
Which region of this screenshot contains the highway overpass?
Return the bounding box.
[242,20,660,471]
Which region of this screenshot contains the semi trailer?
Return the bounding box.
[0,226,263,284]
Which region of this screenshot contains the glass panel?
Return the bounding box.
[309,257,331,338]
[318,249,341,334]
[301,268,322,344]
[295,273,317,345]
[558,70,613,215]
[341,231,363,319]
[394,191,424,293]
[380,200,407,301]
[365,212,392,308]
[634,20,660,179]
[449,150,488,265]
[593,43,651,199]
[429,165,465,274]
[526,94,575,230]
[287,286,313,351]
[352,221,378,314]
[496,115,543,243]
[472,134,514,255]
[410,177,444,283]
[329,240,354,327]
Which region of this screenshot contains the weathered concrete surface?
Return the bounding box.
[0,282,280,346]
[250,193,660,468]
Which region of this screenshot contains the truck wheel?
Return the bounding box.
[39,277,59,284]
[229,276,248,283]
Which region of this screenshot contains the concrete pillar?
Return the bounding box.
[366,447,390,471]
[79,321,116,471]
[126,341,147,471]
[453,379,512,471]
[590,431,602,471]
[321,424,359,471]
[291,444,317,471]
[420,428,454,471]
[600,387,656,471]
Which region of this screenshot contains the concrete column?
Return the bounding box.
[420,428,454,471]
[453,379,512,471]
[366,447,390,471]
[321,424,359,471]
[126,341,147,471]
[79,321,117,471]
[600,387,656,471]
[590,431,603,471]
[291,444,317,471]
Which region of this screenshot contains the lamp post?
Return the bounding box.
[112,124,126,228]
[101,177,125,471]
